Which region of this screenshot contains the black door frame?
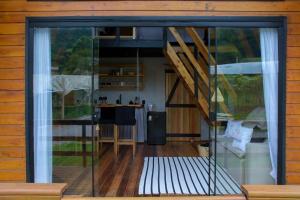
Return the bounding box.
[25,16,287,189]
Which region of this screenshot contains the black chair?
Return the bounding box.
[114,106,137,157]
[97,107,116,154]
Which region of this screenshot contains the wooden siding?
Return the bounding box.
[0,0,300,184]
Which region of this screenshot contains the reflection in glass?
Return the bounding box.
[213,28,278,187]
[33,27,94,195]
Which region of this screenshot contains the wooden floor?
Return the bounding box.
[57,142,199,197]
[54,166,92,196]
[95,142,198,197]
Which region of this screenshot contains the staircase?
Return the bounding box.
[165,27,236,122]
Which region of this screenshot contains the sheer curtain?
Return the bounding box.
[260,28,279,181]
[33,28,52,183]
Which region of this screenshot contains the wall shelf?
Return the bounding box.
[99,74,144,78]
[98,63,144,90]
[100,85,144,90]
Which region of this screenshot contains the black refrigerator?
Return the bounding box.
[147,111,166,145]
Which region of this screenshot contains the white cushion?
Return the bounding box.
[232,140,245,152]
[231,126,253,152]
[231,125,253,142]
[224,120,242,138]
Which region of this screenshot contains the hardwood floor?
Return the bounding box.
[54,166,92,196]
[94,142,199,197]
[57,142,199,197]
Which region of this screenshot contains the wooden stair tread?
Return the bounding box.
[185,27,215,65]
[242,185,300,198]
[185,27,237,105]
[166,27,234,117]
[168,27,209,87]
[165,42,209,118]
[0,183,67,196]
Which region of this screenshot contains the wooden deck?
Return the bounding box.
[54,166,92,196]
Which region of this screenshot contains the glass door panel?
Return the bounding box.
[33,27,94,195]
[91,26,142,196]
[92,30,100,196]
[208,27,218,196]
[51,27,94,196]
[214,27,277,191]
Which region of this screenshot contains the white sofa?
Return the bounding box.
[212,132,274,185]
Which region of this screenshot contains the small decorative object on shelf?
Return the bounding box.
[98,63,144,90]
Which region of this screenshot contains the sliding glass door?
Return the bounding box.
[33,27,95,195]
[91,26,143,196]
[208,27,217,195]
[29,17,284,197]
[211,27,279,193]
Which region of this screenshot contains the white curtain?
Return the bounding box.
[33,28,52,183]
[260,28,279,182]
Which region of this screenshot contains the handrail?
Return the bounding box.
[63,196,245,200]
[242,185,300,199]
[0,183,67,200]
[1,183,300,200]
[53,121,91,167]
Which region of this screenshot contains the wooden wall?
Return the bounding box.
[165,72,201,140]
[0,0,300,184]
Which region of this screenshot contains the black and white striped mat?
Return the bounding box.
[138,157,241,196]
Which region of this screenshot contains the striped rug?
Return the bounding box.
[138,157,241,196]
